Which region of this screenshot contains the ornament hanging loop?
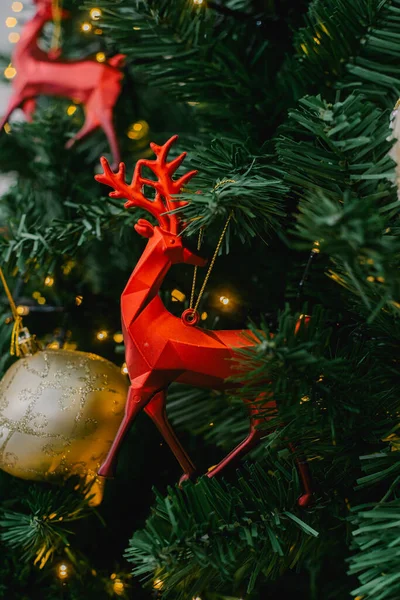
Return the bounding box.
[0,267,39,357]
[184,207,233,326]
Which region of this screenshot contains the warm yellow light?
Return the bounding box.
[127,120,149,140]
[89,8,102,20]
[4,65,17,79]
[113,579,125,595]
[6,17,18,28]
[300,395,310,404]
[75,295,83,306]
[67,104,77,116]
[57,562,69,580]
[193,0,204,4]
[133,26,141,31]
[209,422,214,427]
[16,305,29,316]
[3,122,11,134]
[81,22,92,32]
[37,296,46,305]
[219,295,230,306]
[94,28,103,35]
[153,578,163,590]
[8,32,20,43]
[110,573,117,580]
[171,289,186,302]
[11,2,23,12]
[201,311,207,320]
[96,51,106,63]
[121,363,128,375]
[113,332,124,343]
[96,330,108,341]
[366,276,375,282]
[44,275,54,287]
[62,259,76,274]
[32,291,41,299]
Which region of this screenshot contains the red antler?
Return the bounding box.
[95,135,197,234]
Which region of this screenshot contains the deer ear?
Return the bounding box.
[134,219,154,238]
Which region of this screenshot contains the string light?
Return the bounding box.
[153,578,163,590]
[96,330,108,341]
[67,105,77,116]
[133,26,141,30]
[4,64,17,79]
[300,395,310,404]
[56,562,69,580]
[8,32,20,43]
[6,17,18,28]
[219,295,230,306]
[44,275,54,287]
[171,289,186,302]
[193,0,204,4]
[37,296,46,305]
[113,579,125,595]
[16,305,29,316]
[81,22,92,32]
[3,122,11,134]
[75,295,83,306]
[96,51,106,63]
[121,363,128,375]
[94,28,103,35]
[89,7,102,20]
[127,120,149,140]
[201,311,207,320]
[11,2,23,12]
[32,291,41,299]
[113,332,123,343]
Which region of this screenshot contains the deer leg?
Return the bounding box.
[97,108,120,169]
[288,443,313,508]
[207,397,313,507]
[144,390,196,482]
[206,399,266,480]
[98,384,153,478]
[22,98,36,122]
[65,114,98,149]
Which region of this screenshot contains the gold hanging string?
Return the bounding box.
[189,226,204,310]
[189,211,233,314]
[0,267,23,356]
[51,0,62,55]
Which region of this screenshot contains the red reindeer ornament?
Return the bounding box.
[0,0,124,166]
[95,136,312,507]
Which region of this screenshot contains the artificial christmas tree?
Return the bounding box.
[1,0,400,599]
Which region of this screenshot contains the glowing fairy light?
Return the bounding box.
[89,8,102,20]
[8,32,20,43]
[6,17,18,28]
[11,2,24,12]
[4,64,17,79]
[96,52,106,63]
[96,330,108,341]
[81,22,92,32]
[219,295,230,306]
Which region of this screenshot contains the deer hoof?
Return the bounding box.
[297,493,313,508]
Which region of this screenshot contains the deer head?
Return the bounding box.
[95,135,206,266]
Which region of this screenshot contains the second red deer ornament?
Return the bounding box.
[95,136,312,507]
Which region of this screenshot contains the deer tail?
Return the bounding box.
[107,54,126,68]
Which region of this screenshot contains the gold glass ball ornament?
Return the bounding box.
[0,348,128,505]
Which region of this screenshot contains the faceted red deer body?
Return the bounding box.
[95,135,312,507]
[0,0,124,166]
